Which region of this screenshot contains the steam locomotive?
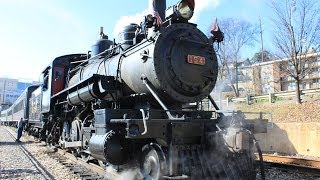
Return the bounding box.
[1,0,264,179]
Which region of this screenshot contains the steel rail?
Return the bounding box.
[1,126,55,180]
[54,148,106,176]
[3,126,107,179]
[261,154,320,168]
[256,154,320,176]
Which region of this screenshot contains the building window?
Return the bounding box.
[310,81,314,89]
[302,82,307,89]
[289,82,296,90]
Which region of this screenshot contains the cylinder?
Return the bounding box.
[88,132,129,165]
[89,134,108,161]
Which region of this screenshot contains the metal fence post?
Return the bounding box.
[246,94,251,105]
[226,97,229,107]
[269,92,274,103]
[219,92,222,109]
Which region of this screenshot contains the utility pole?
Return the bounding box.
[235,61,239,97]
[259,16,264,62]
[2,79,6,104]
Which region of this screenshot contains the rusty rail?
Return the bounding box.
[260,154,320,168]
[256,154,320,176]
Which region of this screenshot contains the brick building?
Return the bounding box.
[237,52,320,95]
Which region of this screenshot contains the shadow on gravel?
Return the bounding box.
[0,168,41,179]
[0,141,34,146]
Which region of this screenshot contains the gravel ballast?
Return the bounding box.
[0,126,78,180]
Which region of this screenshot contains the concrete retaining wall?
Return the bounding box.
[255,122,320,157]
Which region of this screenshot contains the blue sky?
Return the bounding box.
[0,0,271,81]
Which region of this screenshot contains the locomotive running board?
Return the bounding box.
[60,141,82,148]
[162,175,189,179]
[141,74,184,120]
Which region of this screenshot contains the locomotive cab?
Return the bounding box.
[27,54,88,137]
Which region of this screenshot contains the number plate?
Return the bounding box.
[187,55,206,65]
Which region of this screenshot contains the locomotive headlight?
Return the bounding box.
[165,0,195,21]
[176,0,195,20]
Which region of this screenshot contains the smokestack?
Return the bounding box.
[152,0,166,22]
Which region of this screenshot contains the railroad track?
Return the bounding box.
[47,149,105,180]
[3,126,106,179]
[2,127,54,179]
[257,154,320,176]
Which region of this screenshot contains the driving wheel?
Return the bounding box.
[141,145,165,180]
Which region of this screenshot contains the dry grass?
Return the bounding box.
[236,100,320,122]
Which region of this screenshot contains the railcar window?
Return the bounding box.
[13,100,24,113]
[43,74,49,90]
[29,98,34,120]
[37,96,41,110]
[41,67,50,91]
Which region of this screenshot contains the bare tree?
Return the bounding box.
[216,18,259,97]
[270,0,320,104]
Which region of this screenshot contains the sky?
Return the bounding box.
[0,0,272,81]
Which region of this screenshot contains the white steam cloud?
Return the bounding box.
[105,166,141,180]
[190,0,220,23]
[112,9,149,38]
[112,0,220,38]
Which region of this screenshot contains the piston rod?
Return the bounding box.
[141,74,184,120]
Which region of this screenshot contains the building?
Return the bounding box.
[0,78,39,107]
[236,52,320,95]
